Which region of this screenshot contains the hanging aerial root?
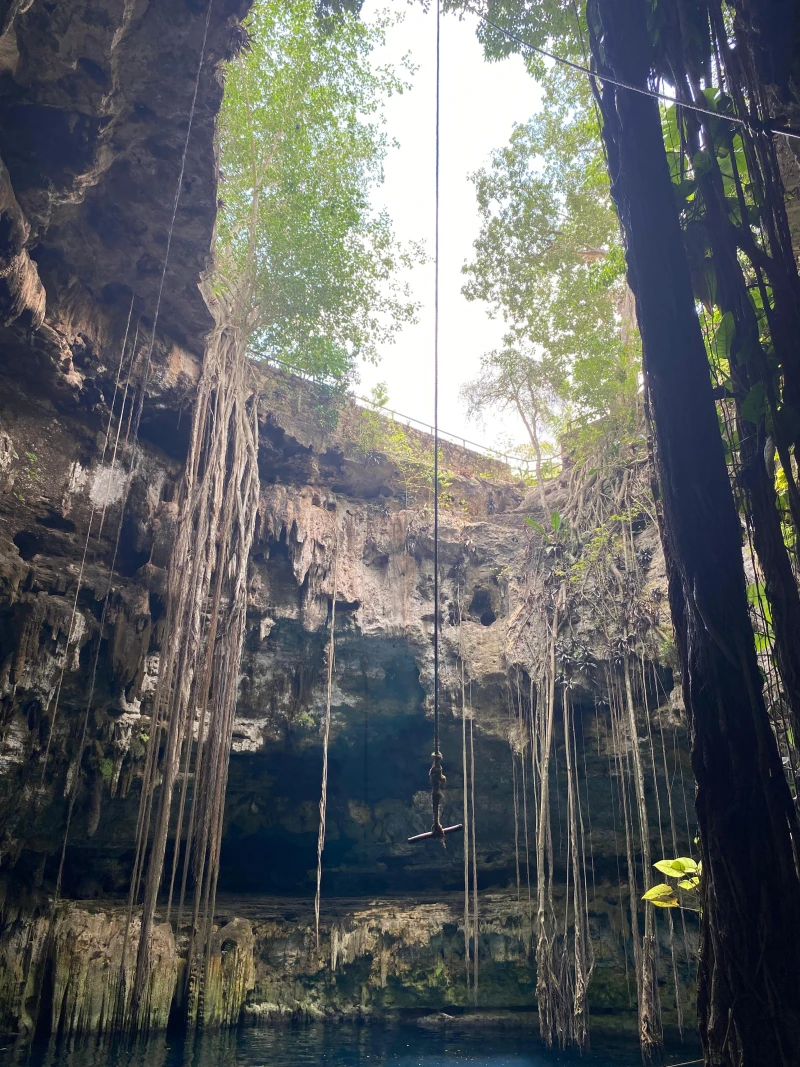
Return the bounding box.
[121,318,259,1033]
[315,519,339,953]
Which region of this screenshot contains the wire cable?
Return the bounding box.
[461,1,800,142]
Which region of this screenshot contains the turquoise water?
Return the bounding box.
[0,1021,698,1067]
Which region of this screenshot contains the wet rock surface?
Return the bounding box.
[0,885,697,1036]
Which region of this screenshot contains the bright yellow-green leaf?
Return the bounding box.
[651,897,680,908]
[654,860,682,877]
[678,878,699,891]
[653,857,697,879]
[643,882,678,902]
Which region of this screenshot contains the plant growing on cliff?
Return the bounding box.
[355,384,455,506]
[214,0,418,385]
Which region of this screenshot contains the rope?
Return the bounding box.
[39,293,137,782]
[457,589,471,991]
[315,518,339,951]
[130,0,214,448]
[461,655,471,991]
[469,712,479,1004]
[460,1,800,142]
[433,0,441,763]
[410,0,457,848]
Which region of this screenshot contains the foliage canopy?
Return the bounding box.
[215,0,419,384]
[461,66,640,467]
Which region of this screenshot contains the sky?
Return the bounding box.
[357,1,541,453]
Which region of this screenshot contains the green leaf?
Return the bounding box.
[675,856,698,873]
[747,581,764,607]
[692,148,713,178]
[740,382,769,424]
[677,878,699,891]
[525,517,545,536]
[550,510,562,534]
[215,0,417,384]
[653,857,698,878]
[672,177,696,204]
[691,259,717,308]
[714,311,736,360]
[643,883,679,907]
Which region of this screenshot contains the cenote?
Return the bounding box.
[0,1023,696,1067]
[1,0,800,1064]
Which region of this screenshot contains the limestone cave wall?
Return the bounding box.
[0,0,698,1039]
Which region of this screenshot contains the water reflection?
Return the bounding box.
[0,1021,691,1067]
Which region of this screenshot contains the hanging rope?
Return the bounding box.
[39,293,137,783]
[408,0,461,848]
[129,0,215,451]
[315,518,339,951]
[469,710,479,1003]
[457,590,471,991]
[461,658,472,990]
[431,0,444,842]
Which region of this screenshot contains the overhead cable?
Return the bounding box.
[463,2,800,142]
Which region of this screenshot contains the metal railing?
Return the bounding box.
[253,351,537,473]
[352,394,535,472]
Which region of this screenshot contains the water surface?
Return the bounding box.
[0,1020,698,1067]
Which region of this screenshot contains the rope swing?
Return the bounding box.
[408,0,462,849]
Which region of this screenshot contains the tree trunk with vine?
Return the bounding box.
[589,1,800,1062]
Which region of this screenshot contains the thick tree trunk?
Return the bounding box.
[589,2,800,1063]
[691,154,800,740]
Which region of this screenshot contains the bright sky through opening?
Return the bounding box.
[358,2,541,452]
